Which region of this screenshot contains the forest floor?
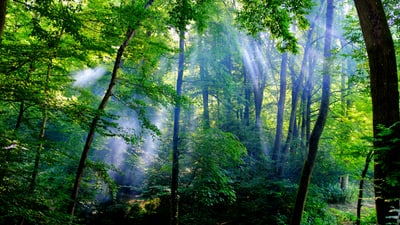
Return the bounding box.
[329,201,375,224]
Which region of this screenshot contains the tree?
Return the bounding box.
[29,62,51,192]
[277,6,320,175]
[0,1,105,223]
[170,28,184,225]
[236,0,313,172]
[251,39,267,130]
[68,0,155,216]
[168,1,212,224]
[198,39,210,129]
[3,0,399,223]
[180,128,246,223]
[353,0,400,224]
[291,0,334,223]
[272,53,288,164]
[297,1,324,158]
[356,150,373,225]
[236,0,312,53]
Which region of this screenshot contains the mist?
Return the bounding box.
[72,66,107,88]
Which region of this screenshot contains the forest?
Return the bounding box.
[0,0,400,224]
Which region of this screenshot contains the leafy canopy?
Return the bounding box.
[236,0,312,52]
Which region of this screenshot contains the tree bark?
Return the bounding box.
[243,62,251,126]
[302,53,315,155]
[356,150,373,225]
[16,59,35,130]
[272,53,288,162]
[290,0,333,224]
[198,37,210,129]
[253,87,264,129]
[299,53,316,159]
[278,11,318,175]
[353,0,400,224]
[15,101,25,129]
[247,38,267,130]
[68,0,154,216]
[68,31,134,216]
[0,0,7,42]
[171,30,185,225]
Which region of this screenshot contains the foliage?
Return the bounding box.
[168,0,213,32]
[236,0,312,52]
[0,0,399,224]
[229,177,297,225]
[184,127,246,206]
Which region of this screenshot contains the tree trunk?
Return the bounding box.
[29,63,51,192]
[356,150,373,225]
[278,64,299,174]
[278,11,318,175]
[16,63,34,129]
[243,62,251,126]
[278,0,325,173]
[353,1,400,224]
[198,36,210,129]
[0,0,7,42]
[340,39,348,117]
[68,0,154,216]
[299,84,307,152]
[340,174,349,192]
[170,30,185,225]
[272,53,288,163]
[299,52,315,158]
[68,31,134,216]
[290,0,333,224]
[248,38,267,130]
[254,87,264,129]
[304,52,316,152]
[200,63,209,129]
[29,109,47,191]
[15,101,25,129]
[198,38,209,128]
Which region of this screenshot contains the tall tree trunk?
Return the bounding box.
[356,150,373,225]
[290,0,333,224]
[68,31,134,215]
[30,109,47,191]
[278,27,314,175]
[68,0,154,216]
[299,47,317,155]
[248,38,267,130]
[278,58,301,175]
[0,0,7,42]
[243,62,251,126]
[254,87,264,129]
[198,36,209,129]
[304,52,316,151]
[171,30,185,225]
[200,64,209,128]
[354,0,400,224]
[340,39,348,117]
[16,63,34,129]
[299,84,307,152]
[272,53,288,163]
[345,57,355,110]
[29,63,51,191]
[200,63,209,129]
[301,52,316,157]
[278,0,323,175]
